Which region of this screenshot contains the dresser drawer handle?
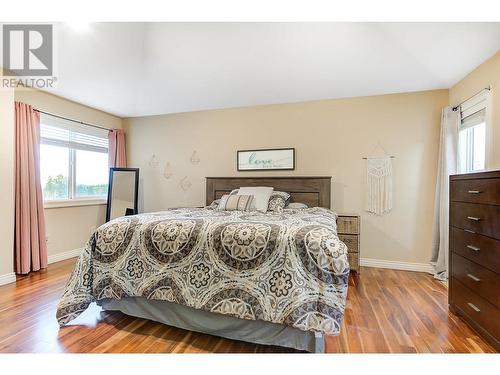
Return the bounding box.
[467,216,481,221]
[467,190,481,194]
[466,245,480,252]
[467,274,481,282]
[467,303,481,312]
[464,229,476,234]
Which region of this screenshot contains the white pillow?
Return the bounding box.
[237,186,274,213]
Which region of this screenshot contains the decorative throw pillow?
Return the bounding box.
[237,186,274,213]
[207,199,220,209]
[267,191,291,213]
[217,194,254,211]
[267,196,286,213]
[275,191,291,204]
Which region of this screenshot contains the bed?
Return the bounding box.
[56,176,349,353]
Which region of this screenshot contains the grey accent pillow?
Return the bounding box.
[267,191,291,213]
[207,199,220,209]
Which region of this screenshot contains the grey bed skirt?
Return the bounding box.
[98,297,324,353]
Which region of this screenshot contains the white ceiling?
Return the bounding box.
[49,22,500,118]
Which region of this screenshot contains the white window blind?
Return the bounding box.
[457,88,489,173]
[460,90,487,130]
[40,115,108,153]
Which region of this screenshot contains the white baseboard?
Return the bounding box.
[48,248,83,264]
[1,252,431,287]
[0,248,82,287]
[360,257,433,273]
[0,272,16,286]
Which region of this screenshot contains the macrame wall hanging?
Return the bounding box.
[364,143,394,215]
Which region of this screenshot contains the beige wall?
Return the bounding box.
[14,88,122,257]
[1,49,494,274]
[0,88,15,278]
[450,51,500,169]
[124,89,448,264]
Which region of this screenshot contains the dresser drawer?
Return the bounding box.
[338,234,358,253]
[450,226,500,273]
[451,178,500,206]
[451,253,500,308]
[450,278,500,345]
[450,202,500,240]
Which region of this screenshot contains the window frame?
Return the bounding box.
[40,115,109,209]
[458,122,486,174]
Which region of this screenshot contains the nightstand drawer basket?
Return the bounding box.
[338,234,359,253]
[337,214,360,273]
[347,253,359,272]
[337,216,359,234]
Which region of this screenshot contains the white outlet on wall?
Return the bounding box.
[45,235,49,244]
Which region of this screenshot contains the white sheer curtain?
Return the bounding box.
[430,107,460,280]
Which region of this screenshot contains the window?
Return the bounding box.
[40,114,109,203]
[457,91,488,173]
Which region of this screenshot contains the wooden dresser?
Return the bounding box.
[337,214,360,273]
[449,170,500,351]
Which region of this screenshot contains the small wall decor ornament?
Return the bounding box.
[163,162,173,179]
[179,176,192,192]
[190,150,200,165]
[149,154,159,168]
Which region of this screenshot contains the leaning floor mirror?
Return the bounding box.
[106,168,139,222]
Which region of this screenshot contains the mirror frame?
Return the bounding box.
[106,167,140,222]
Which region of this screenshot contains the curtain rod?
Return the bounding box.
[452,86,491,112]
[33,109,110,131]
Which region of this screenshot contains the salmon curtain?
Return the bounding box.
[14,102,48,274]
[108,129,127,168]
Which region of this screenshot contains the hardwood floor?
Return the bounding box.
[0,258,495,353]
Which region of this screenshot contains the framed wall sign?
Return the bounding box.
[237,148,295,171]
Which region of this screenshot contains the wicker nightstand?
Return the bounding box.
[337,214,360,273]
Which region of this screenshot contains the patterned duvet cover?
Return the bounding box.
[56,207,349,335]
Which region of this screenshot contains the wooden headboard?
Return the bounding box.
[206,176,331,208]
